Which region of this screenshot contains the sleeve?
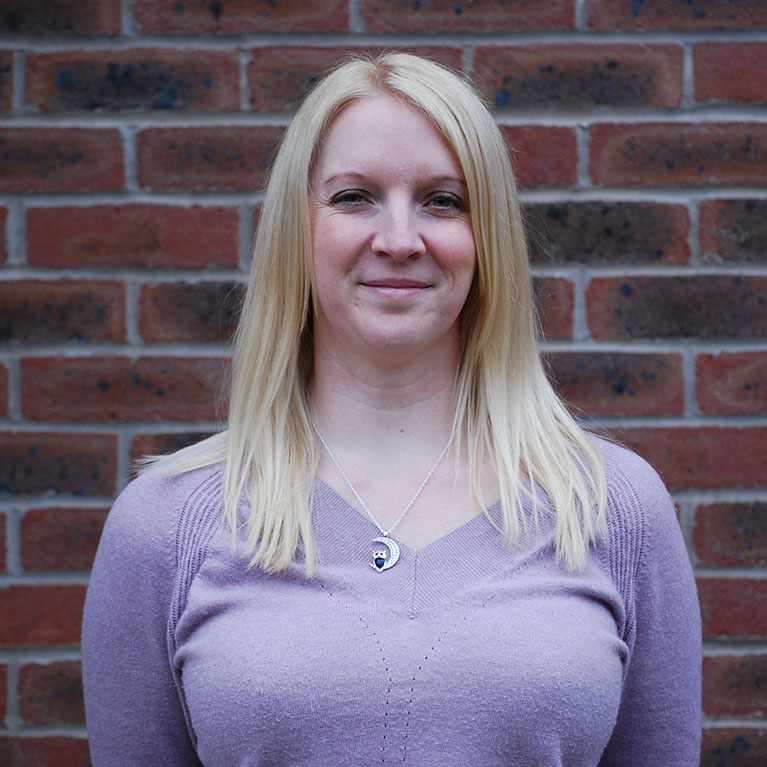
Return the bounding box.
[599,462,702,766]
[81,472,202,766]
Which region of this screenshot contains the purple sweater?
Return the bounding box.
[82,439,701,766]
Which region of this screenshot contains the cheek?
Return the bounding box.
[446,228,477,283]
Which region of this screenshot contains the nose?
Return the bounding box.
[371,199,426,261]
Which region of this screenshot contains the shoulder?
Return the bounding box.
[597,437,668,505]
[592,436,674,537]
[590,435,692,594]
[589,436,683,581]
[100,463,225,572]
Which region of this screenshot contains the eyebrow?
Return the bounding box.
[318,172,467,188]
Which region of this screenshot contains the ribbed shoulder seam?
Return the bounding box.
[168,467,225,653]
[601,447,648,653]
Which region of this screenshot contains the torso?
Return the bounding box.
[175,478,625,766]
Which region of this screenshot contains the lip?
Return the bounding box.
[361,278,431,289]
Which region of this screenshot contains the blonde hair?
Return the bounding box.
[155,53,606,574]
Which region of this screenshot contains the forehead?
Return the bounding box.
[312,93,464,180]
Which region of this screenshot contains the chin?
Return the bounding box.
[357,327,457,361]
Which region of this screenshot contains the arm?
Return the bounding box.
[599,467,702,765]
[82,472,202,766]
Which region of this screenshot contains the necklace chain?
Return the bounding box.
[311,421,455,538]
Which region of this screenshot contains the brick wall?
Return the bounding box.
[1,0,766,763]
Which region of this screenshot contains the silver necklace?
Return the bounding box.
[311,422,455,572]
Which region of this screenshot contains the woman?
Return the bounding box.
[82,54,701,765]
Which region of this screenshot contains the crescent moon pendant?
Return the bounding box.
[371,536,400,572]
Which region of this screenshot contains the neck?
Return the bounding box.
[309,336,460,457]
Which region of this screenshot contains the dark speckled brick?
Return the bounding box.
[700,199,767,263]
[586,0,767,30]
[0,432,117,496]
[360,0,574,32]
[701,727,767,767]
[525,201,690,264]
[19,662,84,725]
[0,128,123,192]
[21,356,227,421]
[27,49,239,111]
[0,0,120,34]
[703,655,767,717]
[0,52,12,112]
[591,122,767,187]
[139,281,243,342]
[474,44,683,109]
[137,126,284,190]
[134,0,348,33]
[587,276,767,340]
[0,280,125,344]
[546,351,684,416]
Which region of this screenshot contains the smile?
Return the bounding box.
[361,278,431,289]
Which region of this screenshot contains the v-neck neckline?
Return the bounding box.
[314,475,501,553]
[311,478,548,615]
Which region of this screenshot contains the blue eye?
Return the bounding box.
[429,194,463,211]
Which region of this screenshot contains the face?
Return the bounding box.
[309,92,476,365]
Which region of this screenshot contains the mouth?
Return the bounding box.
[361,278,430,289]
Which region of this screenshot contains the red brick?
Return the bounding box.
[587,276,767,340]
[248,45,463,111]
[27,48,239,112]
[130,431,216,469]
[695,502,767,567]
[0,0,120,34]
[703,656,767,717]
[525,201,689,265]
[500,126,577,189]
[22,356,228,421]
[0,128,123,192]
[0,431,117,496]
[695,43,767,105]
[0,362,7,417]
[590,123,767,187]
[699,578,767,640]
[21,507,108,571]
[135,0,347,33]
[361,0,574,31]
[19,661,84,725]
[0,279,125,343]
[140,281,242,343]
[612,427,767,491]
[697,352,767,415]
[0,52,12,112]
[0,205,7,262]
[0,737,90,767]
[27,204,238,268]
[533,276,573,340]
[546,351,683,417]
[700,199,767,264]
[585,0,767,30]
[0,664,5,721]
[475,44,682,109]
[137,126,283,190]
[0,585,85,646]
[701,727,767,767]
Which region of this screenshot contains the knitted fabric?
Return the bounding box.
[82,439,701,766]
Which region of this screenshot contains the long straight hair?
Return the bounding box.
[153,53,607,574]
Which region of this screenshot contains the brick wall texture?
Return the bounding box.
[1,0,766,762]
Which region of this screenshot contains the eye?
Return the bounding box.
[426,193,465,213]
[330,190,369,206]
